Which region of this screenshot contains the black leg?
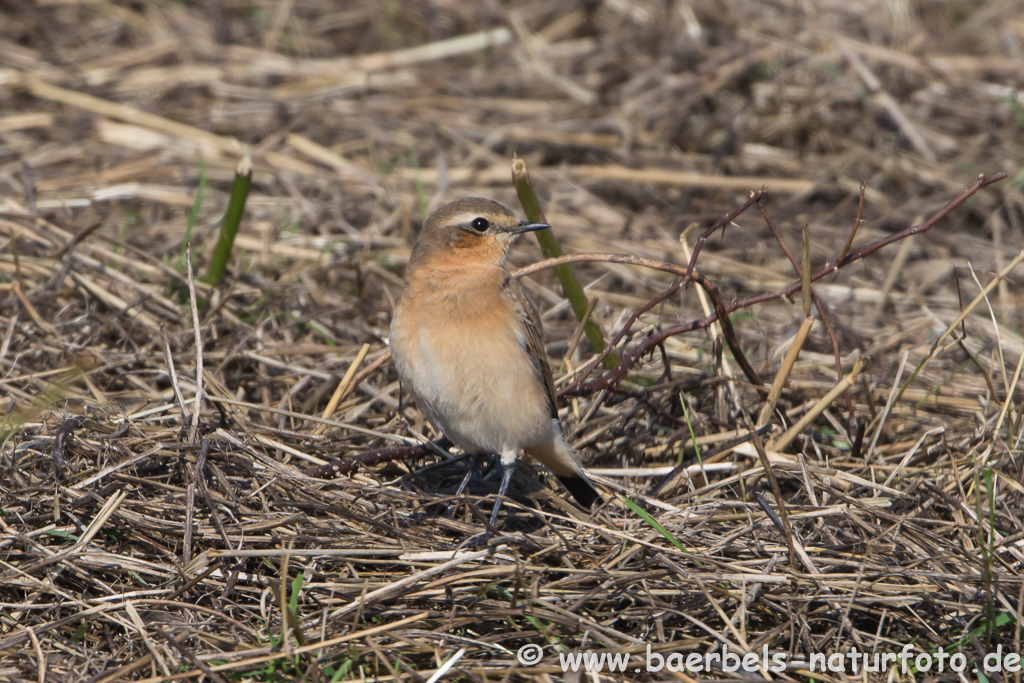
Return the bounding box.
[455,453,482,497]
[488,451,516,530]
[459,450,516,548]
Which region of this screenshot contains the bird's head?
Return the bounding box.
[409,197,549,268]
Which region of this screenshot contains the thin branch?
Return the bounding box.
[837,181,866,265]
[757,198,854,421]
[544,173,1006,396]
[303,438,452,479]
[685,189,767,280]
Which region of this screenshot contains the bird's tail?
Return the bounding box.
[556,473,601,509]
[527,424,602,509]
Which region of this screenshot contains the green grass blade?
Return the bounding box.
[618,495,692,556]
[204,155,252,285]
[679,396,708,488]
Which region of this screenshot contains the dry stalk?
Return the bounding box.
[185,244,204,442]
[313,342,371,436]
[771,357,867,452]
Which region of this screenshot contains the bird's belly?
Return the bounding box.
[391,310,552,454]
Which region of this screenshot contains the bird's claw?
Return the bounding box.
[459,531,494,549]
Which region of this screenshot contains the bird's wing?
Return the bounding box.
[504,271,602,509]
[503,273,558,419]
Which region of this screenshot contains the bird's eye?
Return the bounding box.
[470,217,490,232]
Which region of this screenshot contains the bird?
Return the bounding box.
[389,197,600,534]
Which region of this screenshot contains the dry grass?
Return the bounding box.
[1,0,1024,680]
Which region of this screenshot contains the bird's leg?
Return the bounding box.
[488,449,517,530]
[458,450,517,548]
[455,453,483,497]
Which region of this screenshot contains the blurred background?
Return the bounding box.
[3,0,1021,289]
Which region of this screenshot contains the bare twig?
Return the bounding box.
[539,173,1006,396]
[837,181,866,265]
[684,190,766,280]
[757,198,854,421]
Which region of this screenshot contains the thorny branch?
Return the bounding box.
[554,173,1006,396]
[308,173,1006,479]
[306,438,452,479]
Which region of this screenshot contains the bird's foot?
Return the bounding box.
[458,530,494,549]
[459,531,535,550]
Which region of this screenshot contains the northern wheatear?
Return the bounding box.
[389,198,600,531]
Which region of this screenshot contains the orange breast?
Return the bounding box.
[390,264,553,454]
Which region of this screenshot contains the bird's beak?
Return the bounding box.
[510,221,550,234]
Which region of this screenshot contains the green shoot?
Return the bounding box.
[205,155,252,285]
[679,396,708,488]
[512,158,618,370]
